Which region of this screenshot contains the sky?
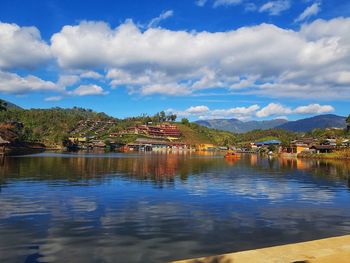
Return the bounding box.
[0,0,349,121]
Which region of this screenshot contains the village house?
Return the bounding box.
[124,124,182,138]
[322,138,337,146]
[310,145,336,154]
[126,138,191,151]
[285,138,318,154]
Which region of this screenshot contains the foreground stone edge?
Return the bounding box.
[173,235,350,263]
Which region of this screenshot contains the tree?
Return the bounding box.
[0,100,7,111]
[181,118,189,125]
[159,111,166,122]
[347,115,350,132]
[170,114,177,122]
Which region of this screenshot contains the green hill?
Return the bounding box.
[176,122,237,145]
[0,99,23,110]
[0,104,237,147]
[0,107,117,146]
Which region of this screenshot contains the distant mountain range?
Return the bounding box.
[196,118,288,133]
[277,114,347,132]
[195,114,347,133]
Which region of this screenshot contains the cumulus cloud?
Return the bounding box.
[0,70,58,94]
[80,71,103,79]
[186,105,210,114]
[138,83,191,96]
[48,18,350,99]
[295,2,321,23]
[70,84,108,96]
[293,103,334,114]
[0,22,51,69]
[213,0,242,8]
[256,103,292,117]
[147,10,174,28]
[259,0,291,15]
[256,103,334,117]
[170,103,334,120]
[57,75,80,87]
[169,104,260,120]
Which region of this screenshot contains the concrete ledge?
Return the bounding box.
[173,235,350,263]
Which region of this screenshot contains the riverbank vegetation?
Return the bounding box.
[298,148,350,160]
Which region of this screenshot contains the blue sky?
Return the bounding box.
[0,0,349,121]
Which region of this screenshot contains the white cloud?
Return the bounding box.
[70,84,108,96]
[186,105,210,114]
[0,22,51,69]
[213,0,242,8]
[293,103,334,114]
[256,103,292,117]
[210,105,260,119]
[138,83,191,96]
[45,96,63,102]
[195,0,208,7]
[256,103,334,117]
[295,2,321,23]
[57,75,80,87]
[148,10,174,28]
[80,71,103,79]
[259,0,291,15]
[48,18,350,99]
[0,70,58,94]
[171,104,260,120]
[171,103,335,120]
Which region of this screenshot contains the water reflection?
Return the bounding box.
[0,153,350,263]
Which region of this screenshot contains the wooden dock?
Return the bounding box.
[173,235,350,263]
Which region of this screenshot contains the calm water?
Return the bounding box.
[1,152,350,263]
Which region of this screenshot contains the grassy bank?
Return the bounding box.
[298,148,350,160]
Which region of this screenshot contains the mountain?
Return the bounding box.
[276,114,347,132]
[195,118,288,133]
[0,99,23,110]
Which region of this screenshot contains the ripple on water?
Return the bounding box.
[1,154,350,262]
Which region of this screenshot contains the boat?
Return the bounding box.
[224,151,240,159]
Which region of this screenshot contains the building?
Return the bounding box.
[310,145,336,154]
[286,138,318,154]
[125,124,182,138]
[127,138,191,151]
[323,139,337,146]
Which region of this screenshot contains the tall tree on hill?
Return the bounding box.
[159,111,166,122]
[0,100,7,111]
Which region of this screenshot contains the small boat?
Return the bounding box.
[224,151,240,159]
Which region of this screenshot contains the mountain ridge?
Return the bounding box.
[276,114,347,132]
[195,114,347,133]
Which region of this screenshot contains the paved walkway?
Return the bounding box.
[174,235,350,263]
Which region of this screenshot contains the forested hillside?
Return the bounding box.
[0,107,115,146]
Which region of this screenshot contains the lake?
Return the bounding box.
[0,152,350,262]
